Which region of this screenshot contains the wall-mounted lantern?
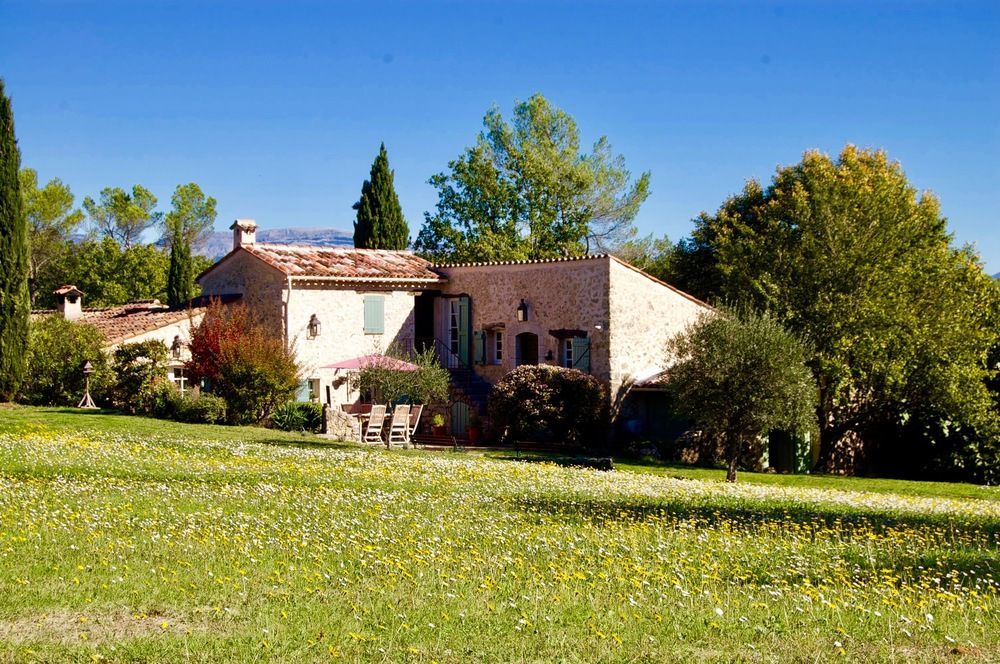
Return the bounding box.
[171,335,183,359]
[308,314,322,339]
[516,299,529,322]
[544,349,554,362]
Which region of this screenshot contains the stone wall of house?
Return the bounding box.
[437,257,613,384]
[102,313,204,355]
[607,258,711,402]
[198,250,286,333]
[289,285,417,405]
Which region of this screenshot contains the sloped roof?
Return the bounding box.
[32,295,239,346]
[202,244,445,283]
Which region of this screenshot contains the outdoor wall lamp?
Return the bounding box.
[516,299,529,322]
[544,350,554,362]
[308,314,321,339]
[171,335,183,359]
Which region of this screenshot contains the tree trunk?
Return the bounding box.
[726,453,738,483]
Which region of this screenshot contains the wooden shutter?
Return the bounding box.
[572,337,591,373]
[456,296,470,365]
[363,296,384,334]
[473,330,484,365]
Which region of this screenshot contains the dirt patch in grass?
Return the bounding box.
[0,608,209,645]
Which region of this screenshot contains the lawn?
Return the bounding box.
[0,406,997,662]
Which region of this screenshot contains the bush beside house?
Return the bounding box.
[489,365,609,451]
[21,316,113,406]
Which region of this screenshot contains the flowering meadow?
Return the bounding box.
[0,408,997,662]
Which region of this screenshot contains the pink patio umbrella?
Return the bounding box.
[322,354,420,372]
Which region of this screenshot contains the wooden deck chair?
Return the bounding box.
[362,405,387,445]
[387,404,411,448]
[407,405,424,447]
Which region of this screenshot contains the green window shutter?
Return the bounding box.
[572,337,591,374]
[363,296,384,334]
[456,296,470,365]
[473,330,484,364]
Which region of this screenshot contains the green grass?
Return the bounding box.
[0,405,998,662]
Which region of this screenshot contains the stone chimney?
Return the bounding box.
[231,219,258,250]
[53,285,84,321]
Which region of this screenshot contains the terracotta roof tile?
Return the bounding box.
[241,244,444,282]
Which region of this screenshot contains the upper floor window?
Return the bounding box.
[363,296,385,334]
[495,331,503,365]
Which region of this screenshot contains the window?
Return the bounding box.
[363,296,384,334]
[170,367,189,395]
[309,378,321,402]
[449,300,460,356]
[494,331,503,365]
[563,338,574,368]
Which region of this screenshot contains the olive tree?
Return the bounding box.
[666,308,816,482]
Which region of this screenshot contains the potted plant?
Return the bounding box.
[431,413,447,436]
[467,410,482,444]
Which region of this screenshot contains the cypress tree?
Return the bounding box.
[0,80,29,400]
[166,228,193,307]
[353,143,408,249]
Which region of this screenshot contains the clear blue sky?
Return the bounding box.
[2,0,998,270]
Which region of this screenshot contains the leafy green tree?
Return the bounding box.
[0,80,29,400]
[83,185,160,248]
[110,340,169,413]
[162,182,217,250]
[666,308,816,482]
[19,168,84,305]
[34,237,169,308]
[609,233,675,281]
[21,316,113,406]
[353,143,408,249]
[414,94,650,262]
[672,146,999,475]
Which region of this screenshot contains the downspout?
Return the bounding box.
[284,275,293,347]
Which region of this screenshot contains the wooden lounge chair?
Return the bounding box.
[362,405,387,445]
[387,404,411,448]
[407,405,424,447]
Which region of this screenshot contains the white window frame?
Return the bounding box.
[494,331,503,365]
[563,338,573,368]
[171,367,189,395]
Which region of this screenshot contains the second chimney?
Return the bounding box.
[53,285,84,321]
[231,218,258,250]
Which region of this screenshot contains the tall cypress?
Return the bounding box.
[166,228,192,307]
[0,80,29,400]
[353,143,408,249]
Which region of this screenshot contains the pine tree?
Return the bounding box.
[0,80,29,400]
[353,143,408,249]
[166,227,193,307]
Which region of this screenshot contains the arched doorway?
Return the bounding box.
[515,332,539,366]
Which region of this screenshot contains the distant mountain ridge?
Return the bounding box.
[197,227,354,259]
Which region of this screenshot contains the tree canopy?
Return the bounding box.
[666,307,817,482]
[19,168,84,304]
[671,146,1000,477]
[84,185,161,248]
[353,143,408,250]
[414,94,650,262]
[162,182,217,250]
[0,79,29,400]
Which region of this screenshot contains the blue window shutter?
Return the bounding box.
[572,337,591,373]
[473,330,484,364]
[296,380,310,401]
[363,296,384,334]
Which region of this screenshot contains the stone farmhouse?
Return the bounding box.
[37,285,210,395]
[195,219,710,437]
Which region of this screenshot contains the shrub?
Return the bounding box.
[187,300,299,424]
[298,401,324,433]
[489,365,609,450]
[175,392,227,425]
[110,340,169,413]
[149,379,183,419]
[21,316,113,406]
[271,402,306,432]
